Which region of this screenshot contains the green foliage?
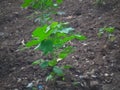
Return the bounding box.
[22,0,63,10]
[26,22,86,54]
[40,61,49,68]
[63,65,72,69]
[98,26,116,41]
[32,59,43,65]
[27,21,86,81]
[22,0,86,82]
[22,0,63,25]
[38,40,53,54]
[48,60,57,67]
[53,66,64,76]
[59,46,72,59]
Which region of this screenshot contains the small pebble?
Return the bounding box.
[91,74,97,78]
[17,78,22,83]
[0,32,4,36]
[104,73,109,77]
[82,43,88,46]
[14,89,18,90]
[75,75,79,77]
[98,16,102,20]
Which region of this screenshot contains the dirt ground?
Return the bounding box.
[0,0,120,90]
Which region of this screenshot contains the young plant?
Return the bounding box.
[21,0,87,83]
[98,26,116,41]
[26,22,86,81]
[22,0,63,25]
[22,0,63,10]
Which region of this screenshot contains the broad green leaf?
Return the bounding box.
[46,0,53,7]
[40,61,49,68]
[45,24,56,36]
[53,66,64,76]
[52,34,78,48]
[56,0,63,4]
[53,36,64,48]
[22,0,32,8]
[62,36,74,43]
[26,40,40,47]
[38,40,53,54]
[52,32,67,47]
[48,60,57,67]
[32,26,47,40]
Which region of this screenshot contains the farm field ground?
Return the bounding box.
[0,0,120,90]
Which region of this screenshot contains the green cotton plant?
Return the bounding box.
[26,22,86,81]
[21,0,87,82]
[22,0,63,25]
[26,22,86,53]
[98,26,116,41]
[22,0,63,10]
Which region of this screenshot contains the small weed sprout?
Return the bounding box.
[98,26,116,41]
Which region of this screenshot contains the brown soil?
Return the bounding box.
[0,0,120,90]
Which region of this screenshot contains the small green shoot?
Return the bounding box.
[22,0,87,83]
[98,26,116,41]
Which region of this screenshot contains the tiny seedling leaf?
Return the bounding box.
[105,27,115,33]
[48,60,57,67]
[40,61,49,68]
[53,66,64,76]
[74,34,87,41]
[63,65,72,69]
